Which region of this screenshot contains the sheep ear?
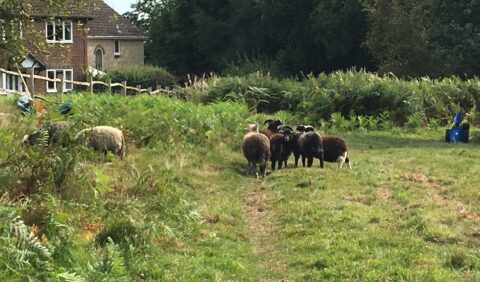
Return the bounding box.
[275,119,283,126]
[264,119,274,125]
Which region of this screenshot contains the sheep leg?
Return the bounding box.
[337,152,348,169]
[271,160,276,171]
[307,157,313,167]
[294,153,299,167]
[278,161,283,169]
[302,156,306,167]
[259,163,267,178]
[320,152,324,169]
[346,156,352,169]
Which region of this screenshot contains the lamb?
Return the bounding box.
[75,126,126,159]
[22,121,71,147]
[242,124,271,178]
[322,136,351,169]
[259,119,282,139]
[298,129,324,168]
[270,125,294,170]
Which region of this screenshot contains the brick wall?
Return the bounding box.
[28,19,88,94]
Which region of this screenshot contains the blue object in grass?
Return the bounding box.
[453,112,462,127]
[16,96,33,113]
[446,112,469,143]
[58,99,73,115]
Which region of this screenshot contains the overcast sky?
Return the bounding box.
[104,0,136,14]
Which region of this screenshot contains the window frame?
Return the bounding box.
[46,69,74,93]
[45,21,73,43]
[114,40,121,56]
[95,48,103,70]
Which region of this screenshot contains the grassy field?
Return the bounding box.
[1,94,480,281]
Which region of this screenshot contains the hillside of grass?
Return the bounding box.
[1,93,480,281]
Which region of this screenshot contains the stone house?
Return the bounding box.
[0,0,145,94]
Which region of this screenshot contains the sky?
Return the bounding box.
[104,0,136,14]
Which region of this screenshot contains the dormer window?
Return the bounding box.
[46,21,73,43]
[114,40,121,57]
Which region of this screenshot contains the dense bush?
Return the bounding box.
[196,70,480,126]
[106,65,176,89]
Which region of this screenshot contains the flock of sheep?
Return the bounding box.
[242,119,351,178]
[22,121,126,159]
[22,118,350,179]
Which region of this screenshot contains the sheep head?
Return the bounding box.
[264,119,283,133]
[245,124,259,133]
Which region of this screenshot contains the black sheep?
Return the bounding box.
[269,126,294,170]
[298,131,324,168]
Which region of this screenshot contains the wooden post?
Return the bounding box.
[29,68,35,96]
[60,75,65,100]
[121,81,127,96]
[147,87,152,96]
[107,78,112,94]
[156,84,161,93]
[88,76,94,95]
[136,85,141,95]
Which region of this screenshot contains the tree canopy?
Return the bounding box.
[126,0,480,78]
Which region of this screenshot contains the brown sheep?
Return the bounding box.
[322,136,351,169]
[298,130,324,168]
[242,124,271,178]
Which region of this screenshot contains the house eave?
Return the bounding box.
[87,35,147,40]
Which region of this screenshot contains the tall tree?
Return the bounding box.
[364,0,480,77]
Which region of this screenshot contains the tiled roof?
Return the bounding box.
[87,0,145,39]
[24,0,144,38]
[25,0,94,19]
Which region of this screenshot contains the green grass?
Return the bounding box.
[1,94,480,281]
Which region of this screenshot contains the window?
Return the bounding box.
[46,69,73,92]
[95,49,103,70]
[114,40,121,56]
[0,73,5,89]
[5,74,24,92]
[46,21,73,43]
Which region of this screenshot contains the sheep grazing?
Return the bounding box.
[260,119,282,139]
[270,125,294,170]
[76,126,126,159]
[242,124,271,178]
[322,136,351,169]
[291,125,306,167]
[22,121,71,147]
[298,129,324,168]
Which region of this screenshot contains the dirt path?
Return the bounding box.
[244,183,290,281]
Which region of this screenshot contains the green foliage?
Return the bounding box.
[106,65,176,89]
[194,70,480,127]
[364,0,480,77]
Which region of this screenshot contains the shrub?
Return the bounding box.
[107,65,176,89]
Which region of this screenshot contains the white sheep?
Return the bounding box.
[75,126,126,159]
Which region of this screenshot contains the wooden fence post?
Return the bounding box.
[121,81,127,96]
[60,75,65,100]
[136,85,141,95]
[29,68,35,96]
[107,78,112,94]
[147,87,152,96]
[88,76,94,95]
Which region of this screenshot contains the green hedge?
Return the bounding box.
[106,65,176,89]
[196,70,480,126]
